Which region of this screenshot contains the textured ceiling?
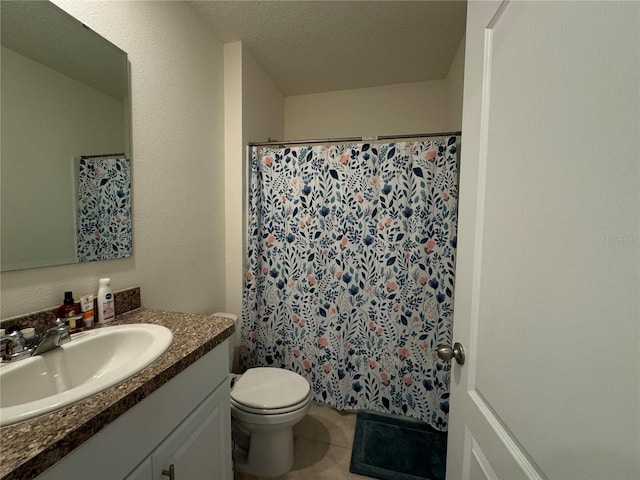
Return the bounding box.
[189,1,467,96]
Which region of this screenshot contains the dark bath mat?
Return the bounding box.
[349,410,447,480]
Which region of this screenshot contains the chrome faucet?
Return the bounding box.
[31,319,72,356]
[1,317,74,363]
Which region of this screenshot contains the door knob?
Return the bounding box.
[436,342,465,365]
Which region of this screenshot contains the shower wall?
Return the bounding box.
[284,79,447,139]
[284,35,465,139]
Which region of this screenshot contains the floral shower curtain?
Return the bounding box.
[241,138,458,430]
[77,157,132,262]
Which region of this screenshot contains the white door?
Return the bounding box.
[446,1,639,479]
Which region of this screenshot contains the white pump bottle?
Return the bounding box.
[97,278,115,323]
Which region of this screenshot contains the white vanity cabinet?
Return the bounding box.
[124,384,230,480]
[36,340,232,480]
[148,383,230,480]
[123,458,153,480]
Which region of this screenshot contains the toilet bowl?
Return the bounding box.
[214,313,311,478]
[231,367,312,477]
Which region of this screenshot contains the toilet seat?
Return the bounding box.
[231,391,311,415]
[231,367,311,412]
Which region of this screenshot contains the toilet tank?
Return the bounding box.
[213,312,239,372]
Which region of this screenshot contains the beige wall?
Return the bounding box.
[242,48,285,144]
[444,35,466,132]
[283,40,466,140]
[284,80,447,140]
[224,43,284,320]
[223,42,244,321]
[1,1,226,319]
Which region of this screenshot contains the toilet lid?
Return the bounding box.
[231,391,311,415]
[231,367,310,410]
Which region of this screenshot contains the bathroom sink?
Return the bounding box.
[0,324,172,426]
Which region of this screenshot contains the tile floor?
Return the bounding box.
[234,403,376,480]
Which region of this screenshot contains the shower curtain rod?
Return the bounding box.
[80,152,126,159]
[247,130,462,148]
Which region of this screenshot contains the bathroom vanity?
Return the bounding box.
[0,309,234,480]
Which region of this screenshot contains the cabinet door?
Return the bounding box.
[151,381,231,480]
[124,458,153,480]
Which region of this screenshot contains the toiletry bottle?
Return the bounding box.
[58,291,77,319]
[80,294,95,329]
[58,291,81,333]
[97,278,115,323]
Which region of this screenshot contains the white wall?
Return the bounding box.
[1,1,226,319]
[242,48,285,144]
[284,80,447,140]
[1,46,125,271]
[223,42,244,321]
[224,43,284,320]
[444,35,466,132]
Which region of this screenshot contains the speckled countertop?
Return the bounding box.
[0,309,235,480]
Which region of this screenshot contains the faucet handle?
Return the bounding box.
[53,319,72,345]
[1,330,30,362]
[57,328,71,346]
[6,330,26,350]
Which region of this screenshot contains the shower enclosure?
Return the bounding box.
[242,134,459,431]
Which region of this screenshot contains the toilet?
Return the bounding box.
[214,313,312,478]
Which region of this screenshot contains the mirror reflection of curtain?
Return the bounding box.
[76,157,132,262]
[242,138,459,430]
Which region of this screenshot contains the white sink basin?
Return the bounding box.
[0,324,172,426]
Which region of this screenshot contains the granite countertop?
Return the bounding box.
[0,309,235,480]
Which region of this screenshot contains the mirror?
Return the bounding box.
[1,0,131,272]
